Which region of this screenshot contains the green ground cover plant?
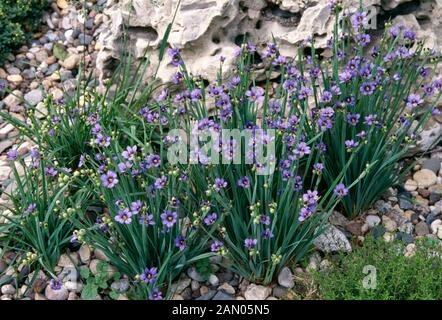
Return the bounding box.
[0,0,51,63]
[313,236,442,300]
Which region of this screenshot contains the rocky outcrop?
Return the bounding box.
[97,0,338,84]
[97,0,442,82]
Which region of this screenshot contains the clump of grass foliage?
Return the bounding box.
[304,2,442,217]
[0,0,51,63]
[313,236,442,300]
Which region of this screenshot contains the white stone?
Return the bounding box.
[404,179,418,192]
[382,216,398,232]
[430,219,442,239]
[365,215,381,228]
[313,225,352,253]
[413,169,437,188]
[244,284,271,300]
[208,274,219,286]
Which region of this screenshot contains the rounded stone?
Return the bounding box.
[413,169,437,188]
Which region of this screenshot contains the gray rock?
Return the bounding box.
[422,158,441,175]
[382,216,398,232]
[79,33,93,45]
[272,286,287,298]
[57,253,77,268]
[24,89,43,106]
[22,69,36,80]
[329,211,349,227]
[2,91,23,109]
[397,232,414,244]
[196,290,216,300]
[110,279,129,293]
[365,215,381,228]
[85,19,94,30]
[212,291,234,300]
[374,200,392,214]
[313,225,352,253]
[398,222,413,234]
[93,248,110,261]
[171,277,191,294]
[46,32,59,42]
[63,54,79,70]
[415,221,430,236]
[217,269,233,282]
[64,29,79,42]
[46,63,60,76]
[191,280,200,292]
[277,267,294,289]
[399,196,414,210]
[186,267,205,282]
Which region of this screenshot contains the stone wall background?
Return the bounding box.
[96,0,442,84]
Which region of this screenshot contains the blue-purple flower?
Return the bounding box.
[115,208,133,224]
[175,235,187,251]
[334,183,349,198]
[346,113,360,126]
[244,238,258,250]
[95,133,111,147]
[148,288,163,300]
[237,176,251,188]
[210,240,224,252]
[214,177,227,191]
[154,175,167,189]
[294,142,311,158]
[49,279,62,291]
[356,33,371,47]
[160,211,177,228]
[246,86,265,103]
[259,215,271,225]
[6,149,18,161]
[360,82,376,95]
[204,213,217,226]
[140,267,157,284]
[351,11,367,29]
[345,139,359,151]
[406,94,424,108]
[167,47,183,66]
[122,145,137,161]
[139,214,155,226]
[101,171,118,188]
[261,228,274,239]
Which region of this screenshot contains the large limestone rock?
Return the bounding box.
[96,0,341,84]
[97,0,442,83]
